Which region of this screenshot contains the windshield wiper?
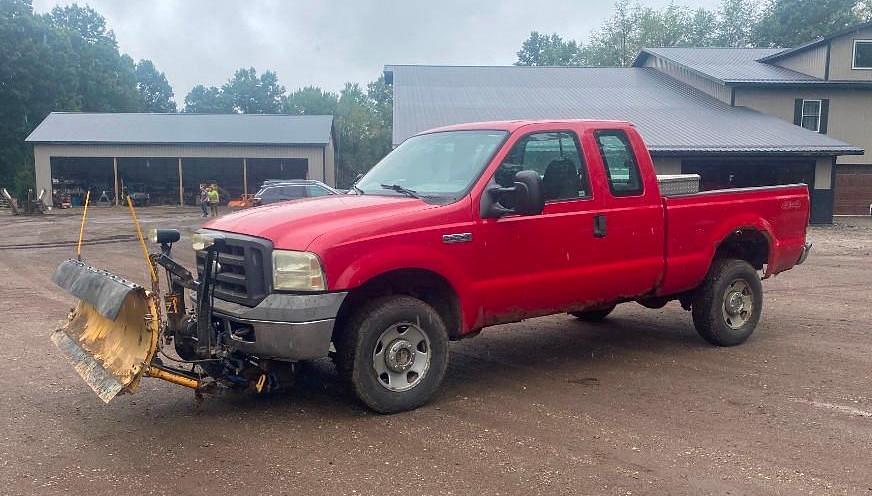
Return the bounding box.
[351,184,365,195]
[380,183,420,199]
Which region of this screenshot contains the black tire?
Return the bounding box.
[334,295,449,413]
[570,304,616,322]
[692,258,763,346]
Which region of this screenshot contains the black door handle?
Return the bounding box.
[594,214,607,238]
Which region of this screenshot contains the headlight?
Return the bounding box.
[272,250,326,291]
[192,232,215,251]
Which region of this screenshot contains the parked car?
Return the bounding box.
[52,119,812,414]
[252,179,338,206]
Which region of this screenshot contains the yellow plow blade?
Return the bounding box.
[51,260,160,402]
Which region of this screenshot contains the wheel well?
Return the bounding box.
[715,229,769,270]
[335,269,463,339]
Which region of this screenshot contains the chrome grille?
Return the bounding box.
[196,233,271,307]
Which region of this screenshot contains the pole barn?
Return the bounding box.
[26,113,336,208]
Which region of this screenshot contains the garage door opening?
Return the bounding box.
[682,159,814,191]
[50,157,114,206]
[246,158,308,192]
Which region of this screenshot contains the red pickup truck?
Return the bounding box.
[52,119,812,412]
[179,119,810,412]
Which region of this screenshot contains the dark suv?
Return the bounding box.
[253,180,338,206]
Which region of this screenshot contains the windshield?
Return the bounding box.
[355,130,507,201]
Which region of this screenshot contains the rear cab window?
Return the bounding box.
[595,130,643,196]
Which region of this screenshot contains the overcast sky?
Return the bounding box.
[33,0,720,100]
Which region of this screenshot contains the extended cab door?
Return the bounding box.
[472,126,612,324]
[580,127,664,299]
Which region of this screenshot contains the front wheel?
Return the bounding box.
[335,295,449,413]
[692,258,763,346]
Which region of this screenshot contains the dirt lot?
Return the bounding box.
[0,206,870,495]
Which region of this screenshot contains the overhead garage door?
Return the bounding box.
[835,165,872,215]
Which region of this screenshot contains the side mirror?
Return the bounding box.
[483,170,545,218]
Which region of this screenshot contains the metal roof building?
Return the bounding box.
[26,112,336,207]
[385,65,858,154]
[385,64,862,223]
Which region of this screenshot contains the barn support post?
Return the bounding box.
[178,158,184,206]
[243,158,248,196]
[113,157,119,206]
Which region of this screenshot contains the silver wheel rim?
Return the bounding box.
[372,322,431,392]
[722,279,753,330]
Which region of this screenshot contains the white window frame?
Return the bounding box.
[852,40,872,70]
[801,99,822,133]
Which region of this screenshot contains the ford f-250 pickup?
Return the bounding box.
[52,119,811,413]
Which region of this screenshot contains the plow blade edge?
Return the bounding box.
[51,259,160,402]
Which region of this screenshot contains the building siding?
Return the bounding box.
[641,55,732,103]
[734,87,872,165]
[828,25,872,80]
[771,43,828,79]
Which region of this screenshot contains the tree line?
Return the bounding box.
[1,0,176,193]
[516,0,872,67]
[0,0,390,192]
[183,71,392,187]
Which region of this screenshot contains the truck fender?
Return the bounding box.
[708,214,774,271]
[331,243,477,332]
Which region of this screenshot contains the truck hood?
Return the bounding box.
[203,195,433,250]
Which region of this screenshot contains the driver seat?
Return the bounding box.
[542,159,578,200]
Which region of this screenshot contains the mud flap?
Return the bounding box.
[51,259,160,402]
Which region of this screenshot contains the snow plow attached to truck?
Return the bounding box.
[51,119,812,412]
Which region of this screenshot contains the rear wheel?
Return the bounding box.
[692,258,763,346]
[570,304,616,322]
[335,295,449,413]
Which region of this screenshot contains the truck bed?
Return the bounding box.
[657,184,810,297]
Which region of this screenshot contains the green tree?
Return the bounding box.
[1,0,145,193]
[331,79,394,186]
[856,0,872,20]
[716,0,759,47]
[754,0,861,47]
[183,85,230,113]
[0,0,75,191]
[515,32,584,66]
[46,4,140,112]
[687,8,719,46]
[284,86,338,115]
[221,67,285,113]
[585,0,650,66]
[46,3,114,46]
[367,75,393,130]
[135,59,176,112]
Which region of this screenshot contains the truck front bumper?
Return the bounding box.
[209,292,348,360]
